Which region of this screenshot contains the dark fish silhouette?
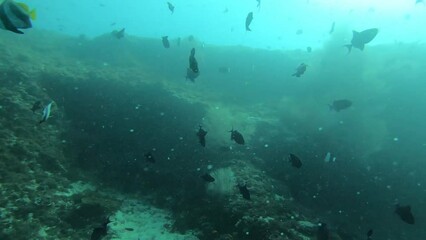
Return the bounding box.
[111,28,125,39]
[292,63,307,77]
[238,184,251,200]
[230,129,245,145]
[186,48,200,82]
[344,28,378,53]
[167,2,174,14]
[329,21,335,34]
[329,99,352,112]
[201,173,215,182]
[91,217,111,240]
[245,12,253,31]
[288,153,302,168]
[144,152,155,163]
[256,0,261,8]
[162,36,170,48]
[367,229,373,239]
[395,204,415,224]
[196,125,207,147]
[218,66,231,74]
[317,222,329,240]
[31,101,42,113]
[307,46,312,53]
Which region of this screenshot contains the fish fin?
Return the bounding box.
[29,9,37,20]
[344,44,352,54]
[16,2,36,20]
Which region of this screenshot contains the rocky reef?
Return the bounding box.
[0,29,359,240]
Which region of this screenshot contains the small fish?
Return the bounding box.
[91,217,111,240]
[111,28,125,39]
[39,101,53,124]
[288,153,302,168]
[238,184,251,200]
[329,21,335,34]
[292,63,307,77]
[344,28,378,53]
[316,222,329,240]
[395,204,415,224]
[31,100,42,113]
[201,173,215,182]
[367,229,373,239]
[144,152,155,163]
[124,228,134,231]
[230,129,245,145]
[0,0,36,34]
[162,36,170,48]
[196,125,207,147]
[167,2,174,14]
[306,46,312,53]
[296,29,303,35]
[256,0,261,8]
[245,12,253,31]
[329,99,352,112]
[218,66,231,74]
[186,48,200,82]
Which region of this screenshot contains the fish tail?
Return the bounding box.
[344,44,352,54]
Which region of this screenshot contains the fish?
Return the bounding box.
[329,21,335,34]
[367,229,373,239]
[111,28,125,39]
[0,0,36,34]
[316,222,329,240]
[186,48,200,82]
[230,129,245,145]
[218,66,231,74]
[395,204,415,224]
[288,153,302,168]
[329,99,352,112]
[144,152,155,163]
[307,46,312,53]
[91,217,111,240]
[245,12,253,31]
[296,29,303,35]
[167,2,174,14]
[31,100,42,113]
[39,101,53,124]
[344,28,378,53]
[162,36,170,48]
[256,0,261,8]
[196,125,207,147]
[201,173,215,182]
[292,63,307,77]
[238,184,251,200]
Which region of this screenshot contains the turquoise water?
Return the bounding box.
[1,1,426,239]
[27,0,426,49]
